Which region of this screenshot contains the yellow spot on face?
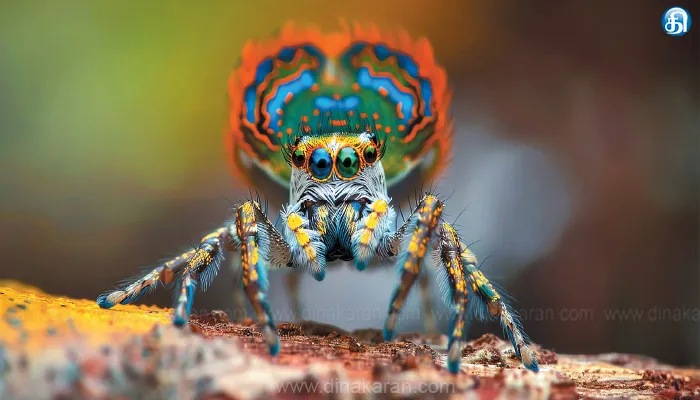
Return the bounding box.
[250,268,259,282]
[287,213,303,231]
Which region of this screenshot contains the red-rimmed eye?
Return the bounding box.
[363,144,378,164]
[292,148,306,168]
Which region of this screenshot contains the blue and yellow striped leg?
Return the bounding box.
[237,201,290,356]
[435,222,471,374]
[97,227,236,318]
[384,194,444,341]
[170,230,230,325]
[462,247,539,372]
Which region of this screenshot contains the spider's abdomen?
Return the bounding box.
[227,23,452,191]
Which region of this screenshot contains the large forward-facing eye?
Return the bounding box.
[309,148,332,180]
[292,148,306,168]
[363,144,378,164]
[337,147,360,178]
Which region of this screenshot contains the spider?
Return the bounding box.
[96,23,539,374]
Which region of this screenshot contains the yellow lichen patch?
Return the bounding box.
[0,280,170,352]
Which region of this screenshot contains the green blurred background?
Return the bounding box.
[0,0,697,365]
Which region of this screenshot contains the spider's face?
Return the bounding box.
[285,128,388,205]
[288,132,383,183]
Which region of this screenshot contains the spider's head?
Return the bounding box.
[282,112,388,204]
[283,113,386,183]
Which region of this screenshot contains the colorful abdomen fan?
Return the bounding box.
[227,23,452,195]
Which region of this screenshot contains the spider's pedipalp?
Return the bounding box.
[351,198,395,270]
[280,205,327,281]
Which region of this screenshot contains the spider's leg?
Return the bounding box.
[383,194,444,341]
[236,200,292,355]
[460,243,539,372]
[431,221,471,373]
[97,226,239,325]
[350,199,437,333]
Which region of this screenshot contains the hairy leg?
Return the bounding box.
[97,227,237,322]
[383,194,444,340]
[97,199,291,356]
[378,194,539,374]
[460,245,539,371]
[236,200,291,354]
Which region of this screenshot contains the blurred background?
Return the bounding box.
[0,0,697,366]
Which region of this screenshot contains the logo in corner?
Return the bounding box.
[662,7,692,36]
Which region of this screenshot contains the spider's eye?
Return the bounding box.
[292,148,305,168]
[309,147,332,180]
[363,144,378,164]
[337,147,360,178]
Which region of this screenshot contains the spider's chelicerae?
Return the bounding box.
[97,23,539,374]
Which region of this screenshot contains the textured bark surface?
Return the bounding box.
[1,282,698,399]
